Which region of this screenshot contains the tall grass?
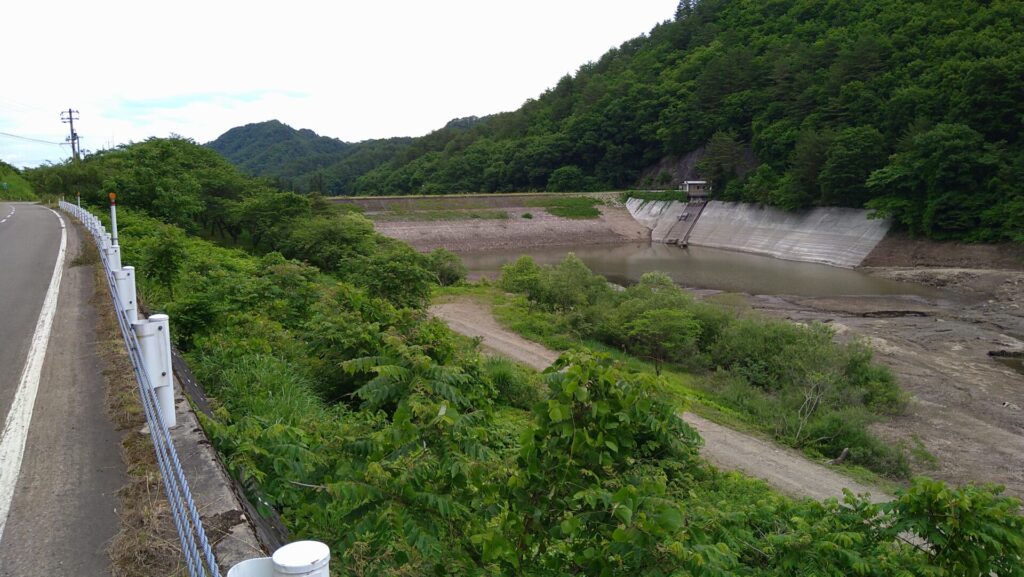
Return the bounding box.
[0,164,38,201]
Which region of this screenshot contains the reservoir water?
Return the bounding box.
[459,242,947,299]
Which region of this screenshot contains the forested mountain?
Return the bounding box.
[209,120,349,177]
[210,0,1023,242]
[206,120,413,195]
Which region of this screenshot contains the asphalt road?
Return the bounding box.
[0,202,123,576]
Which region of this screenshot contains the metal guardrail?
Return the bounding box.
[59,199,330,577]
[59,200,221,577]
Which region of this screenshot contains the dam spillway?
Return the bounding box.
[627,198,891,268]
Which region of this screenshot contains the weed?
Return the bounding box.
[909,435,940,470]
[527,197,601,218]
[372,209,508,221]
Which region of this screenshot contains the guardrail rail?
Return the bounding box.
[59,198,329,577]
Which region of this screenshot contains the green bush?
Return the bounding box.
[529,196,601,218]
[481,357,542,410]
[425,248,467,286]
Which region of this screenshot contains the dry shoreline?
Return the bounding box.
[375,201,1024,497]
[372,204,650,253]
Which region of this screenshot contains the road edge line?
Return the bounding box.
[0,208,67,543]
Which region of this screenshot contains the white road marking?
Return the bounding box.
[0,209,66,544]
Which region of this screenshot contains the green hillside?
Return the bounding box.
[207,120,413,195]
[208,119,350,180]
[0,160,37,201]
[211,0,1024,243]
[25,136,1024,576]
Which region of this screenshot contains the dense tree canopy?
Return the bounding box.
[210,0,1024,242]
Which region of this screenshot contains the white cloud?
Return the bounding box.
[2,0,677,167]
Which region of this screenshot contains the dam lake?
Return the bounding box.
[458,242,948,299]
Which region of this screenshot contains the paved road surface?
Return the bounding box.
[431,299,891,503]
[0,202,123,576]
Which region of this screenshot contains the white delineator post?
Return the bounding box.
[108,192,119,247]
[114,266,138,324]
[107,192,122,270]
[133,314,176,428]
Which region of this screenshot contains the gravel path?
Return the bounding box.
[430,299,890,503]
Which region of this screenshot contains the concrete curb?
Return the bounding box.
[168,369,266,572]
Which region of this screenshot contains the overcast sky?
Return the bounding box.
[1,1,677,168]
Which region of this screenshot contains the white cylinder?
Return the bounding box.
[227,558,274,577]
[107,245,122,271]
[272,541,330,577]
[110,203,119,246]
[114,266,138,324]
[133,314,176,428]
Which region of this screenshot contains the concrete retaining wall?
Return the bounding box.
[627,199,890,268]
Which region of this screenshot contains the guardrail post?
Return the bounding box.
[227,541,330,577]
[133,314,177,428]
[114,266,138,324]
[107,244,122,271]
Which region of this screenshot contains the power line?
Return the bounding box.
[0,130,67,146]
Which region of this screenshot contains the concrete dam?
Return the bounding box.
[626,198,891,268]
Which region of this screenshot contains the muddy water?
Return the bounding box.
[993,356,1024,376]
[459,242,948,298]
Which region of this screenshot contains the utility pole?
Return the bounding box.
[61,108,80,161]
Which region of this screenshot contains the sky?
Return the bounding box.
[1,1,678,168]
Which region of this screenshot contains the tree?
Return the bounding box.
[546,165,586,192]
[867,123,1003,239]
[891,479,1024,577]
[140,226,187,298]
[623,309,701,374]
[818,126,888,207]
[697,130,745,191]
[232,190,311,249]
[497,352,702,575]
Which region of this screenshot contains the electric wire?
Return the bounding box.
[0,131,67,146]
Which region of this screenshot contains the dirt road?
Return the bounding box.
[430,299,890,503]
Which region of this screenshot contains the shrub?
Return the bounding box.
[426,248,467,286]
[481,357,543,410]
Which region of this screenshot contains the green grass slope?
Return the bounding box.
[0,161,37,201]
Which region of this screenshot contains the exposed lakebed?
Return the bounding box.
[452,240,1024,498]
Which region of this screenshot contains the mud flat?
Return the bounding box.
[742,267,1024,498]
[372,205,650,252]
